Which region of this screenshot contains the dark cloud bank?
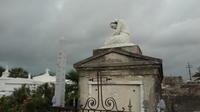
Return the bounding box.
[0,0,200,80]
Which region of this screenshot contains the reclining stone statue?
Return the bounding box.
[103,19,135,48]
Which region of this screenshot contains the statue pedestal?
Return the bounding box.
[95,45,142,56]
[74,45,163,112]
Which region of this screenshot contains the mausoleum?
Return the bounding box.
[74,19,163,112]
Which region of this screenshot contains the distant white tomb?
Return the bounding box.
[1,66,9,78]
[0,66,42,97]
[33,68,72,84]
[0,66,72,98]
[33,68,56,83]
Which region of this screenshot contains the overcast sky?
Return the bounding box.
[0,0,200,80]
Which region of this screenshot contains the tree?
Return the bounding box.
[0,83,54,112]
[65,84,78,106]
[0,66,5,77]
[193,66,200,81]
[9,67,28,78]
[65,70,79,107]
[0,85,31,112]
[25,83,55,112]
[0,69,79,111]
[66,69,79,84]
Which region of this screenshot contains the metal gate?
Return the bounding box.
[79,71,125,112]
[51,71,132,112]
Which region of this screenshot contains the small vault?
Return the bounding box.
[74,45,163,112]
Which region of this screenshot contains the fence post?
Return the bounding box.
[143,100,149,112]
[128,99,132,112]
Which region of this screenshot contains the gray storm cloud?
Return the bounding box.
[0,0,200,79]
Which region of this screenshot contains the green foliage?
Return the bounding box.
[65,70,79,105]
[66,69,79,84]
[9,67,28,78]
[0,69,79,112]
[0,84,54,112]
[0,66,5,77]
[0,85,30,112]
[65,84,78,106]
[24,83,55,112]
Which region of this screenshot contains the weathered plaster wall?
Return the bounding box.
[78,69,162,112]
[75,46,163,112]
[162,76,200,112]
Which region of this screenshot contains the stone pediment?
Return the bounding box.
[74,49,162,69]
